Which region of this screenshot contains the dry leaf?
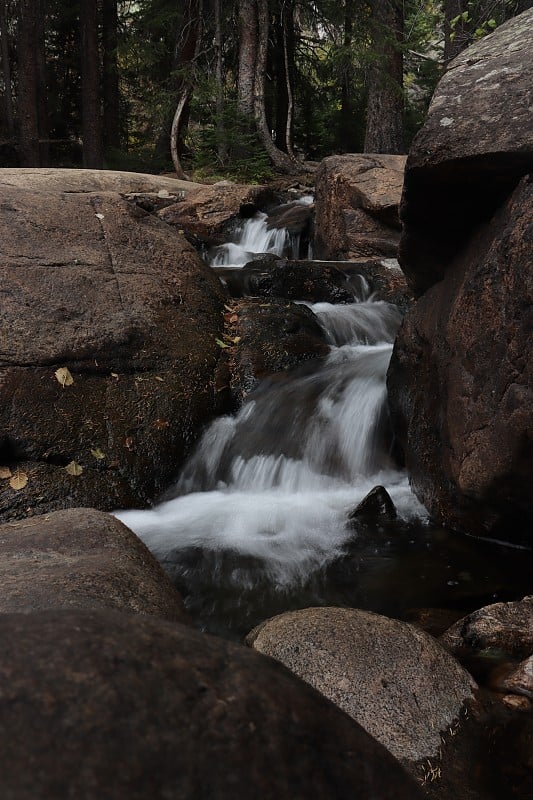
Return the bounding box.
[229,314,238,323]
[55,367,74,387]
[95,213,105,220]
[154,376,164,382]
[0,466,12,479]
[9,471,28,490]
[90,447,106,460]
[65,461,83,476]
[215,338,230,349]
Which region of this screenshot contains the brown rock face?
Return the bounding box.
[399,9,533,295]
[247,606,476,768]
[158,181,275,247]
[0,508,187,621]
[0,185,225,520]
[314,154,406,260]
[388,177,533,541]
[0,608,425,800]
[218,298,329,406]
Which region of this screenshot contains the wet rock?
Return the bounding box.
[441,596,533,663]
[497,656,533,699]
[0,608,425,800]
[348,485,397,523]
[399,9,533,295]
[0,184,225,520]
[314,154,406,260]
[266,201,313,236]
[388,176,533,543]
[0,508,187,621]
[158,181,275,247]
[219,298,329,406]
[216,257,413,310]
[247,606,476,767]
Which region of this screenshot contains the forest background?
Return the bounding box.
[1,0,530,182]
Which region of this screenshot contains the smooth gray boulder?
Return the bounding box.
[247,606,477,765]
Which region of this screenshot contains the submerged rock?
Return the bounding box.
[247,606,476,767]
[348,485,397,523]
[314,154,406,260]
[0,184,225,520]
[0,608,425,800]
[0,508,187,621]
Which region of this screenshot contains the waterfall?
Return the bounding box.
[116,299,425,590]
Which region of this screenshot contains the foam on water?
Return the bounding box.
[116,299,427,588]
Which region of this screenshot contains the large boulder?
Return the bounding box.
[0,183,225,520]
[247,607,476,767]
[388,176,532,542]
[399,9,533,295]
[0,508,187,621]
[314,154,406,260]
[0,608,425,800]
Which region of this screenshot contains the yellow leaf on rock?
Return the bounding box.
[0,466,12,479]
[9,471,28,490]
[65,461,83,476]
[90,448,106,460]
[55,367,74,387]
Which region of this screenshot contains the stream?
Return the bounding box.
[117,198,532,639]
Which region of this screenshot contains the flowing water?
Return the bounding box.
[116,200,532,639]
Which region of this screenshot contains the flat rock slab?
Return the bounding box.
[0,508,187,621]
[314,154,406,260]
[399,9,533,293]
[0,167,204,196]
[0,608,425,800]
[247,606,476,766]
[0,184,225,519]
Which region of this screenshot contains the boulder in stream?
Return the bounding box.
[0,508,188,621]
[388,11,533,544]
[0,608,425,800]
[314,154,406,260]
[0,182,225,521]
[246,606,477,767]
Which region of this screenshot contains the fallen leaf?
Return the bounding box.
[154,376,164,382]
[110,372,119,379]
[90,447,106,460]
[55,367,74,387]
[95,213,105,220]
[215,338,230,349]
[153,418,169,430]
[0,466,12,479]
[231,336,241,344]
[65,461,83,476]
[10,471,28,490]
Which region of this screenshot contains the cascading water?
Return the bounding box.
[116,198,532,638]
[210,195,314,266]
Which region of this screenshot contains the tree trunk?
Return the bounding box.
[17,0,40,165]
[80,0,104,168]
[214,0,226,163]
[35,0,49,165]
[364,0,404,155]
[237,0,256,118]
[0,0,14,138]
[443,0,470,62]
[253,0,299,173]
[102,0,121,150]
[154,0,201,167]
[169,2,202,178]
[339,0,356,153]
